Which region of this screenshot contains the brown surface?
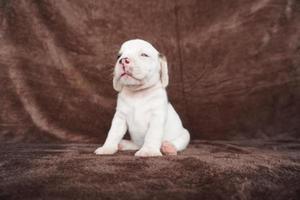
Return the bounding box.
[1,2,300,199]
[0,0,300,143]
[1,140,300,200]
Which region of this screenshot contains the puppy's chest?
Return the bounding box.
[125,104,151,133]
[117,89,167,136]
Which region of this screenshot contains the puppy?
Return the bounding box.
[94,39,190,157]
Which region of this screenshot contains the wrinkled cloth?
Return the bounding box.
[1,140,300,200]
[0,0,300,143]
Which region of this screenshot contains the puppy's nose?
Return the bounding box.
[119,57,130,65]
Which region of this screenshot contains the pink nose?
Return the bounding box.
[120,57,130,65]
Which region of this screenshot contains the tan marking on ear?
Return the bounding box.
[159,53,169,88]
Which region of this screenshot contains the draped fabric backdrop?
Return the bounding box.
[0,0,299,143]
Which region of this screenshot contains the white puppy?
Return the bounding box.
[94,39,190,157]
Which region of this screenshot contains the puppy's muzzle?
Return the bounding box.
[119,57,130,65]
[118,57,134,78]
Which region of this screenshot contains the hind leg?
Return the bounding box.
[118,139,140,151]
[161,141,177,155]
[161,129,190,155]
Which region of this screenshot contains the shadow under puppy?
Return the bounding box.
[95,39,190,157]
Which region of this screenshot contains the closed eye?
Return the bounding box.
[141,53,149,57]
[117,53,121,60]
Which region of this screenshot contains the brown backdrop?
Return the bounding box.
[0,0,299,143]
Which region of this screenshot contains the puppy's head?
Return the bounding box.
[113,39,168,92]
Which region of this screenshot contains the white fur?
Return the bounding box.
[94,39,190,157]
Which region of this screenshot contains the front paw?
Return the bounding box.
[94,146,117,155]
[135,147,162,157]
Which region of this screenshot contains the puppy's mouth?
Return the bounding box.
[120,72,128,77]
[120,72,142,81]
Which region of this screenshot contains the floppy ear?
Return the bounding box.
[159,54,169,87]
[113,73,123,92]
